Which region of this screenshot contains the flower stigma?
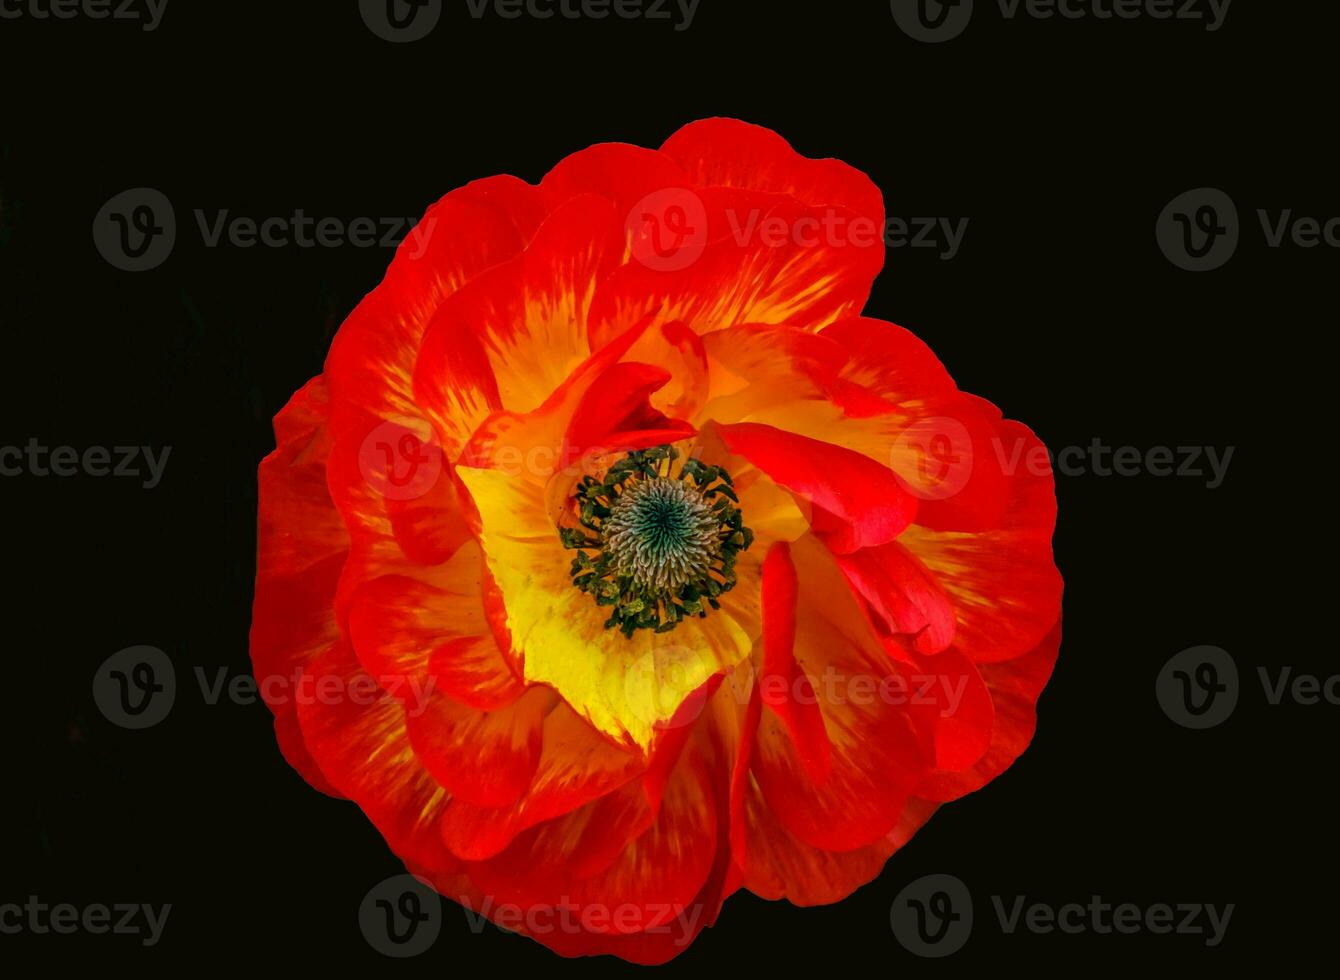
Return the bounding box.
[560,445,753,637]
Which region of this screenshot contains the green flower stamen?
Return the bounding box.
[560,445,754,637]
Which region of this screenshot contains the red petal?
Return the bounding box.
[661,118,884,234]
[383,467,474,566]
[742,789,938,905]
[760,542,831,784]
[414,193,626,455]
[919,620,1062,801]
[750,536,927,851]
[324,425,450,630]
[564,361,696,461]
[463,744,721,964]
[324,176,541,438]
[539,140,691,226]
[899,415,1062,663]
[294,642,459,874]
[440,704,644,861]
[345,560,525,711]
[405,685,553,808]
[273,706,341,799]
[835,541,957,655]
[589,186,883,348]
[909,646,995,773]
[820,318,1011,531]
[716,421,918,553]
[249,377,349,796]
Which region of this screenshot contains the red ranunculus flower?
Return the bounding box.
[250,118,1062,963]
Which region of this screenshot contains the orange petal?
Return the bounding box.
[440,703,644,861]
[406,685,554,808]
[661,117,884,230]
[750,536,927,851]
[250,377,348,797]
[294,642,460,874]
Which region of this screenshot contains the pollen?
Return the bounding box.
[560,446,753,637]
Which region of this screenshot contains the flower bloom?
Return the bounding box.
[250,118,1062,963]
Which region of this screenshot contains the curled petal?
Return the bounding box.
[716,421,917,554]
[834,541,957,655]
[899,415,1062,663]
[440,704,644,861]
[750,536,927,852]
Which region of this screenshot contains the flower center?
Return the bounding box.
[561,446,753,637]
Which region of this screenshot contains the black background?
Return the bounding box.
[2,0,1328,971]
